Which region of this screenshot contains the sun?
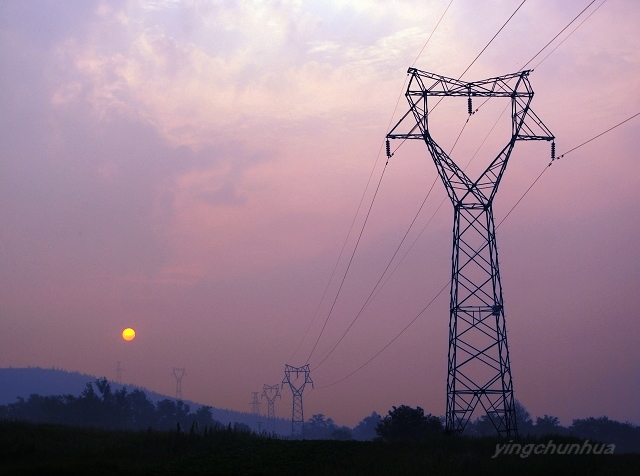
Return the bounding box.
[122,328,136,341]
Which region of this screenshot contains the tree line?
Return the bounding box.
[0,378,221,432]
[2,379,638,452]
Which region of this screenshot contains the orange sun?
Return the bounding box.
[122,328,136,341]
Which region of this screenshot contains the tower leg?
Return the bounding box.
[292,392,304,437]
[445,205,516,436]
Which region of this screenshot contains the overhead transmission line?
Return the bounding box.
[520,0,603,71]
[304,161,389,363]
[310,1,529,371]
[498,110,640,228]
[532,0,608,70]
[311,0,619,388]
[458,0,528,79]
[297,0,456,364]
[388,0,528,157]
[313,111,640,390]
[311,102,508,371]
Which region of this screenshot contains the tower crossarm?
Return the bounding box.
[387,68,554,206]
[281,364,314,393]
[261,384,282,404]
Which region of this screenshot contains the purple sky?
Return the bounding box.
[1,0,639,427]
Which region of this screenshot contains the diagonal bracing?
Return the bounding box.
[387,68,554,437]
[261,384,281,434]
[282,364,313,438]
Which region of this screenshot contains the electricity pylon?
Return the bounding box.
[250,391,261,415]
[115,361,123,384]
[172,367,186,400]
[387,68,554,437]
[282,364,313,438]
[261,384,281,434]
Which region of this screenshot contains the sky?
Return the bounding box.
[1,0,639,428]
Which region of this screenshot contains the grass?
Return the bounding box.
[1,419,639,475]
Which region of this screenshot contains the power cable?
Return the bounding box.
[532,0,607,70]
[305,161,390,363]
[312,79,511,370]
[498,110,640,227]
[287,147,384,363]
[390,0,528,155]
[313,110,640,389]
[520,0,600,71]
[313,280,450,390]
[298,0,456,364]
[412,0,456,68]
[311,108,483,370]
[458,0,528,80]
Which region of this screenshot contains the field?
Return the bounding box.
[1,420,639,475]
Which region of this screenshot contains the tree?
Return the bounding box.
[533,415,565,436]
[569,417,640,453]
[465,399,533,436]
[127,389,156,429]
[376,405,443,442]
[331,427,352,440]
[304,414,338,439]
[515,400,534,435]
[353,412,382,441]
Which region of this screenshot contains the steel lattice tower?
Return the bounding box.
[115,361,123,384]
[282,364,313,438]
[250,391,261,415]
[261,384,281,434]
[172,367,186,400]
[387,68,554,437]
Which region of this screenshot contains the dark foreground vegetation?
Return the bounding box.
[2,418,640,475]
[2,379,639,474]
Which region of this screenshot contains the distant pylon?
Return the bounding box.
[115,361,123,384]
[261,384,281,434]
[282,364,313,438]
[250,391,261,415]
[172,367,186,400]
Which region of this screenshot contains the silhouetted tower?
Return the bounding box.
[115,361,123,384]
[172,367,186,400]
[261,384,281,434]
[282,364,313,437]
[387,68,554,437]
[250,391,261,415]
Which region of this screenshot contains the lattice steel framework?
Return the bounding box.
[250,391,261,415]
[115,361,123,384]
[282,364,313,438]
[261,384,281,434]
[387,68,554,437]
[172,367,186,400]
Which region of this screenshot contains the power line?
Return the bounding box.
[532,0,608,70]
[458,0,528,80]
[314,110,640,390]
[412,0,456,68]
[520,0,600,71]
[311,174,441,369]
[306,161,390,363]
[299,0,456,364]
[314,281,450,390]
[498,110,640,227]
[311,111,481,370]
[312,83,511,371]
[389,0,528,156]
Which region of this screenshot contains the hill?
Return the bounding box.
[0,367,290,435]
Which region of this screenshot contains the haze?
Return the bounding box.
[1,0,639,428]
